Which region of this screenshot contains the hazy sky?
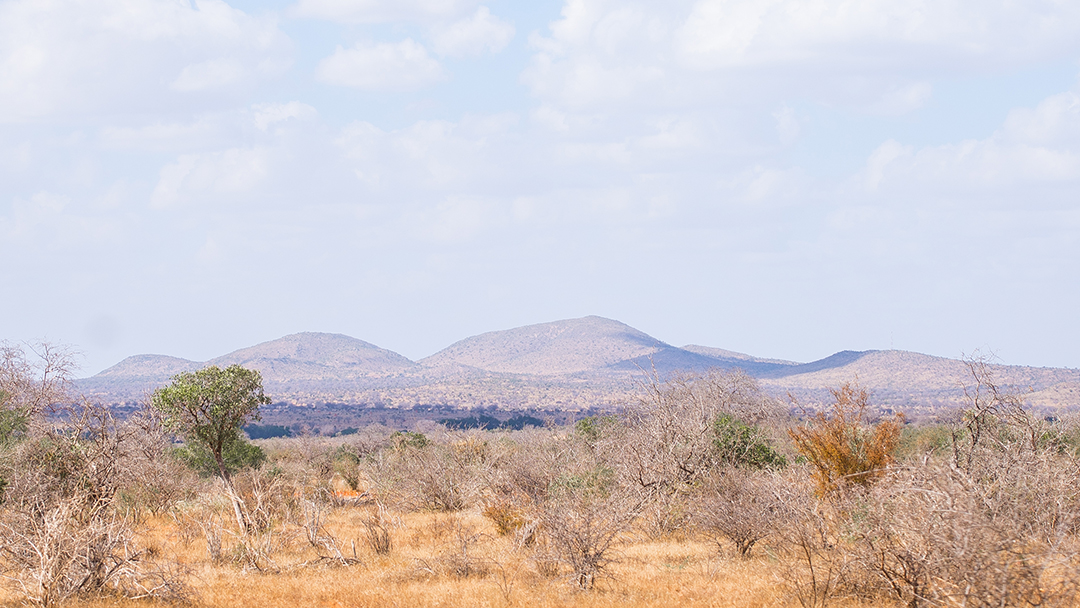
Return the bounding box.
[3,0,1079,376]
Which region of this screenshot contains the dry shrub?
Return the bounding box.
[789,382,903,495]
[114,408,202,522]
[365,432,490,512]
[622,369,787,497]
[482,498,529,537]
[412,516,491,579]
[0,402,190,606]
[847,459,1079,608]
[782,366,1080,608]
[781,495,868,608]
[691,467,799,557]
[537,486,641,590]
[363,502,394,555]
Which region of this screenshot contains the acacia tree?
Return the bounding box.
[150,365,270,482]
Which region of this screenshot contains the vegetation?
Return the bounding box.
[789,382,904,494]
[150,365,271,481]
[1,347,1079,608]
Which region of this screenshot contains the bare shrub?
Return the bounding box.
[622,369,788,497]
[367,432,490,511]
[0,350,189,607]
[114,407,202,522]
[413,516,491,579]
[847,460,1079,608]
[363,502,394,556]
[691,467,799,557]
[538,486,641,590]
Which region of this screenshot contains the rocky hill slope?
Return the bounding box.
[75,317,1080,416]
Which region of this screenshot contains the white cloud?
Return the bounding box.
[151,147,272,208]
[252,101,318,131]
[861,90,1080,194]
[525,0,1080,111]
[170,58,246,92]
[868,82,933,116]
[1001,91,1080,147]
[291,0,481,24]
[431,7,515,57]
[773,105,799,144]
[316,39,446,91]
[0,0,291,122]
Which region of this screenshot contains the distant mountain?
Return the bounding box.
[76,354,200,401]
[420,316,668,375]
[679,345,800,376]
[209,332,417,383]
[73,317,1080,416]
[759,350,1080,413]
[78,333,418,402]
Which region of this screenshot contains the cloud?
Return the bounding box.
[861,91,1080,194]
[867,82,933,116]
[0,0,291,122]
[252,101,318,131]
[150,147,272,208]
[524,0,1080,111]
[1001,91,1080,147]
[291,0,481,24]
[170,58,247,92]
[430,6,515,57]
[316,39,446,91]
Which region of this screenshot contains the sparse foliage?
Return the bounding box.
[789,382,903,495]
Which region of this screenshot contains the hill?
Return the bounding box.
[419,316,669,375]
[208,332,418,383]
[73,318,1080,420]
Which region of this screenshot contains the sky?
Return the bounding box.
[2,0,1080,376]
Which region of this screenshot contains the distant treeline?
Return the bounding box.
[244,424,292,439]
[437,414,546,431]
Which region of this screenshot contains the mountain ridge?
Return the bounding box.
[74,317,1080,414]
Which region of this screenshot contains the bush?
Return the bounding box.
[789,382,903,495]
[691,468,798,557]
[172,437,266,478]
[714,414,787,470]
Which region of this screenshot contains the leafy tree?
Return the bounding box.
[171,438,267,478]
[713,414,787,470]
[150,365,271,481]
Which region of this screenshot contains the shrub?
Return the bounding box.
[789,382,903,495]
[171,437,266,478]
[691,468,798,557]
[714,413,787,470]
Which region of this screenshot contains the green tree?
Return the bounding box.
[150,365,270,481]
[713,414,787,470]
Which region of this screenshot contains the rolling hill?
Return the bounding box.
[74,317,1080,417]
[419,316,668,375]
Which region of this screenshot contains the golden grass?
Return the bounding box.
[0,505,895,608]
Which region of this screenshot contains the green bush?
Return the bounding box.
[713,414,787,470]
[171,437,266,478]
[574,415,618,444]
[391,430,429,449]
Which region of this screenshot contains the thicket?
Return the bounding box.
[1,345,1078,607]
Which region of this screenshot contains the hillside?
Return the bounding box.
[209,332,418,383]
[73,317,1080,418]
[76,354,200,401]
[760,350,1080,413]
[419,316,669,375]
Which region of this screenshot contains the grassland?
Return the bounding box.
[13,506,882,608]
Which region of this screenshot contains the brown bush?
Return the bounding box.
[789,382,903,495]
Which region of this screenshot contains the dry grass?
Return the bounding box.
[0,507,887,608]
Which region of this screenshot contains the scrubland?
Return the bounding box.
[3,344,1080,608]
